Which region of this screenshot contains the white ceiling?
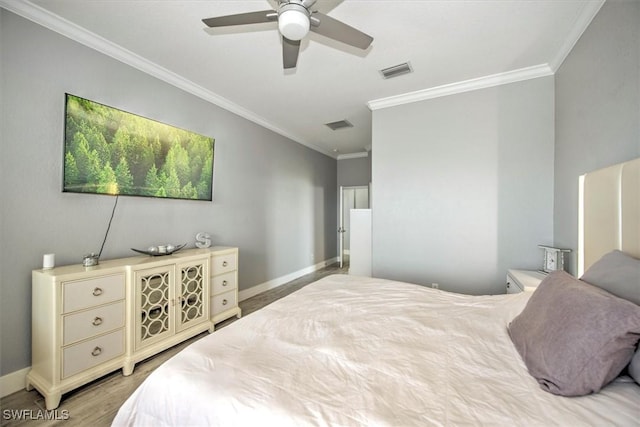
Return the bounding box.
[4,0,603,158]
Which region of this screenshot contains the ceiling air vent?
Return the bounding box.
[325,120,353,131]
[379,62,413,79]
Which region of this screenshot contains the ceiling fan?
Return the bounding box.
[202,0,373,69]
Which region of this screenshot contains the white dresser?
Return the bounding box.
[210,247,242,326]
[27,247,240,410]
[506,269,547,293]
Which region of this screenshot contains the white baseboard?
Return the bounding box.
[238,257,339,302]
[1,257,338,398]
[1,367,30,398]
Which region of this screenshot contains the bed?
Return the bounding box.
[113,158,640,426]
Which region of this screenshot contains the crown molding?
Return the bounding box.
[337,152,368,160]
[0,0,335,159]
[548,0,605,72]
[1,0,604,156]
[366,0,604,111]
[367,64,554,111]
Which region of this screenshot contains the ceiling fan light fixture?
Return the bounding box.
[202,0,373,69]
[278,8,310,41]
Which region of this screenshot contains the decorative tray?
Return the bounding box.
[131,243,186,256]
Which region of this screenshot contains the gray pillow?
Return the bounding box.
[508,270,640,396]
[580,250,640,305]
[628,348,640,384]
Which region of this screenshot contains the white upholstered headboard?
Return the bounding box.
[578,157,640,276]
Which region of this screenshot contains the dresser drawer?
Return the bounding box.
[211,271,237,295]
[63,301,125,345]
[506,275,522,294]
[211,291,237,315]
[62,329,124,379]
[63,274,125,313]
[211,253,237,275]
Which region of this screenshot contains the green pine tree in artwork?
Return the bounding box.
[197,156,213,200]
[144,164,161,196]
[162,142,190,187]
[71,132,92,183]
[170,139,191,186]
[127,120,155,188]
[165,168,181,198]
[111,126,132,172]
[115,157,134,195]
[86,149,103,191]
[181,182,198,199]
[189,154,203,186]
[64,152,80,190]
[97,162,118,195]
[82,123,110,167]
[155,186,167,198]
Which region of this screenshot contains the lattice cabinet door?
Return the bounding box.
[134,265,175,350]
[176,258,209,333]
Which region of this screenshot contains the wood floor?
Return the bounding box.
[0,263,347,427]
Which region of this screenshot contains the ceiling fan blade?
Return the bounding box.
[202,10,276,27]
[310,12,373,49]
[282,37,301,69]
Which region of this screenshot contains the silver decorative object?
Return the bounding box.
[131,243,186,257]
[83,253,99,267]
[195,232,212,249]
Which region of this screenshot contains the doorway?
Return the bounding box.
[339,185,369,268]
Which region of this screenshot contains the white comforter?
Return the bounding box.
[113,274,640,426]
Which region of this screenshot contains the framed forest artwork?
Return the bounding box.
[63,94,214,201]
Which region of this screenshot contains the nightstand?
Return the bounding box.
[506,269,547,294]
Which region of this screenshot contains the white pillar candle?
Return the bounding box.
[43,253,55,269]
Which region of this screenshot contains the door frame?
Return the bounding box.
[338,185,369,268]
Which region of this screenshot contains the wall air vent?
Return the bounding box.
[379,62,413,79]
[325,120,353,130]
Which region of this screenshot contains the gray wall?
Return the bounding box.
[337,155,371,188]
[371,77,555,294]
[0,10,337,375]
[554,0,640,274]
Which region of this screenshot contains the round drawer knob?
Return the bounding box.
[222,280,228,286]
[91,346,102,357]
[222,261,228,267]
[222,299,228,306]
[92,317,103,326]
[92,287,103,296]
